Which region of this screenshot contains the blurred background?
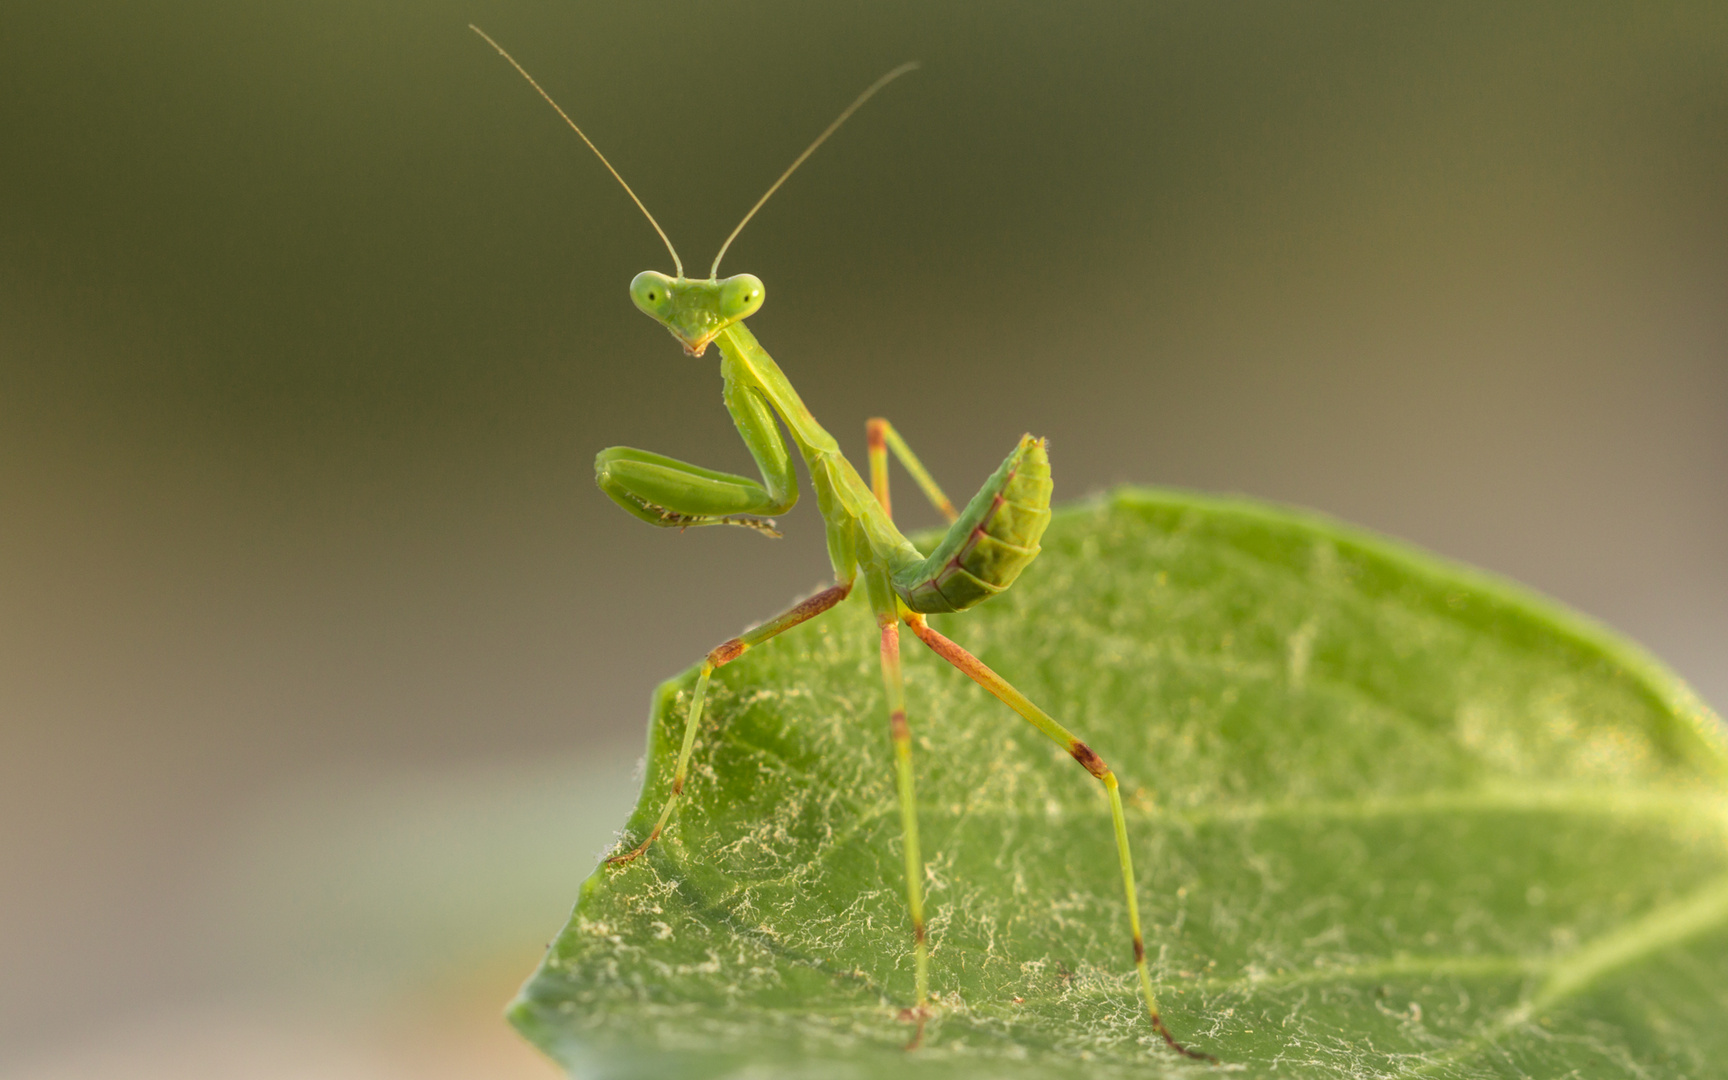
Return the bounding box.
[1,1,1723,1075]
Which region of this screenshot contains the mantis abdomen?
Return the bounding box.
[894,435,1053,614]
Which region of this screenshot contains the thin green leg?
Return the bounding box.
[606,581,852,866]
[903,613,1214,1061]
[875,601,932,1047]
[866,418,958,523]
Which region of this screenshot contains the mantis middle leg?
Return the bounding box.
[597,363,797,533]
[902,611,1215,1061]
[606,580,853,866]
[866,575,932,1048]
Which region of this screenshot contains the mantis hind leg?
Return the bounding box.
[865,418,958,523]
[605,581,852,866]
[902,611,1216,1062]
[596,446,788,535]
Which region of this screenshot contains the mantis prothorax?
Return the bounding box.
[472,27,1212,1061]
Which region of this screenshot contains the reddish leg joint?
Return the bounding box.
[1070,740,1110,780]
[710,639,746,666]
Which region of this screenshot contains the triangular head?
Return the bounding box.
[628,271,764,357]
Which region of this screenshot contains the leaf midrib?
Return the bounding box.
[686,776,1728,850]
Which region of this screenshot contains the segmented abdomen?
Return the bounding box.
[893,434,1052,614]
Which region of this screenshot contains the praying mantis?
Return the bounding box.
[473,27,1212,1062]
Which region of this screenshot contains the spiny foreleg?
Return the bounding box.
[594,366,798,535]
[595,446,789,535]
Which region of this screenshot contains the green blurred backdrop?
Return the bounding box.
[1,2,1723,1076]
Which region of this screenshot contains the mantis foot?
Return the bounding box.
[604,827,660,867]
[1152,1015,1218,1063]
[897,1006,931,1051]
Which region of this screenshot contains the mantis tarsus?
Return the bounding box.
[473,27,1212,1062]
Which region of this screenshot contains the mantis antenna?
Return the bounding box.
[470,25,685,278]
[709,61,920,279]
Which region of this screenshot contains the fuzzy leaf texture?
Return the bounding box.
[511,489,1728,1079]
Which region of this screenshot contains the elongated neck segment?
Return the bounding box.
[717,321,922,582]
[717,323,840,461]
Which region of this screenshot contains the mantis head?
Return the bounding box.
[470,26,914,358]
[629,272,765,357]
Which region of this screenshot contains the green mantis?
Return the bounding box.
[473,27,1212,1062]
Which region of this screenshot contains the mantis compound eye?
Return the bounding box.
[630,271,677,316]
[718,274,765,322]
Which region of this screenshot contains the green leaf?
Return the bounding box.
[510,489,1728,1078]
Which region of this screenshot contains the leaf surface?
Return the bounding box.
[512,489,1728,1078]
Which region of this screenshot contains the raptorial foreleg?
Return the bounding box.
[595,363,799,534]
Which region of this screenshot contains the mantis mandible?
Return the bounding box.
[473,27,1212,1061]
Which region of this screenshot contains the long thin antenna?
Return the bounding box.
[470,25,684,278]
[709,61,919,279]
